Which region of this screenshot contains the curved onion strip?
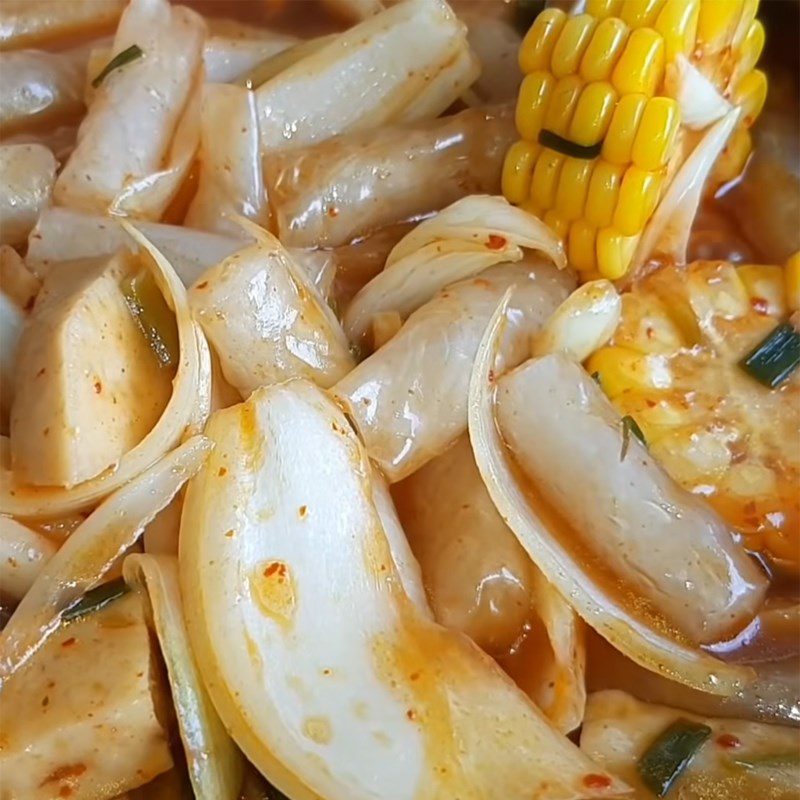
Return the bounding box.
[666,55,732,131]
[344,195,566,343]
[0,223,211,518]
[626,108,740,285]
[467,292,754,696]
[123,553,243,800]
[180,381,627,799]
[0,435,212,682]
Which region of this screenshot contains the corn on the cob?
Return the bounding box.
[586,261,800,571]
[506,0,766,281]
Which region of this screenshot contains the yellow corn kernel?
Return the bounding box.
[555,158,594,222]
[502,140,540,204]
[611,27,665,97]
[597,227,639,279]
[544,209,570,241]
[586,160,625,228]
[580,18,629,82]
[519,8,568,74]
[697,0,744,52]
[520,198,544,219]
[655,0,699,63]
[613,166,662,236]
[620,0,666,29]
[515,71,554,141]
[737,264,787,318]
[587,0,623,17]
[732,20,765,87]
[585,344,670,397]
[568,81,617,147]
[631,97,680,171]
[686,261,750,321]
[712,126,751,187]
[735,68,767,127]
[602,93,647,165]
[650,426,733,482]
[551,14,597,79]
[568,220,598,272]
[530,148,565,210]
[614,292,686,353]
[785,251,800,312]
[543,75,584,137]
[613,392,689,442]
[732,0,758,49]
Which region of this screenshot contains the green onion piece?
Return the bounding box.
[620,414,646,461]
[734,752,800,770]
[514,0,546,34]
[637,719,712,797]
[91,44,144,88]
[122,269,179,370]
[62,577,129,622]
[539,129,603,160]
[739,323,800,388]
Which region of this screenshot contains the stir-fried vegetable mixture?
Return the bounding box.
[0,0,797,799]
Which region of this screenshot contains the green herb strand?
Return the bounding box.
[637,719,712,797]
[92,44,144,88]
[538,129,603,159]
[620,414,646,461]
[62,577,129,622]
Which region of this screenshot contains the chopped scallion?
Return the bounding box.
[91,44,144,88]
[62,577,129,622]
[739,323,800,388]
[637,718,711,797]
[538,129,603,160]
[122,269,179,369]
[620,414,646,461]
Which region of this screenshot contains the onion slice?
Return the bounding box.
[0,435,212,682]
[344,195,566,344]
[627,108,740,284]
[123,553,244,800]
[180,380,627,799]
[467,292,755,696]
[0,223,211,518]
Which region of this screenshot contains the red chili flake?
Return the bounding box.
[716,733,741,749]
[327,206,339,218]
[224,529,235,538]
[59,787,73,798]
[406,709,417,721]
[218,467,227,477]
[486,234,507,250]
[196,280,209,289]
[646,326,655,339]
[409,671,420,682]
[750,297,769,315]
[41,695,49,707]
[298,505,308,519]
[582,774,612,790]
[645,399,656,408]
[61,637,76,648]
[93,380,102,394]
[36,368,46,377]
[264,561,287,579]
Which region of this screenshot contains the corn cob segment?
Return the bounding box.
[586,261,800,571]
[506,0,767,281]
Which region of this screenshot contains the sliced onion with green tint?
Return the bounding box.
[0,435,212,682]
[123,553,244,800]
[467,292,757,695]
[179,380,627,800]
[344,195,566,344]
[0,223,211,518]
